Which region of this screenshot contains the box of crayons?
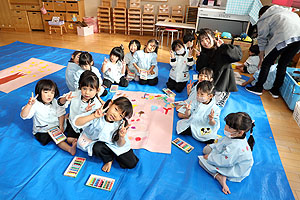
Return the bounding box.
[64,156,86,178]
[172,137,194,153]
[162,88,176,98]
[86,174,115,191]
[48,126,66,144]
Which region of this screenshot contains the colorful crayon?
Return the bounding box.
[64,157,86,178]
[86,174,115,191]
[172,137,194,153]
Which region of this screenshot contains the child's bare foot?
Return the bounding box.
[215,173,231,195]
[102,161,113,172]
[69,139,77,156]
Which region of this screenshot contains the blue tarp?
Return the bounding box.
[0,41,294,200]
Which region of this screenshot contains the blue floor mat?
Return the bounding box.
[0,41,294,200]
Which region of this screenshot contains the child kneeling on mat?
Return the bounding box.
[198,112,255,194]
[74,97,139,172]
[176,80,220,144]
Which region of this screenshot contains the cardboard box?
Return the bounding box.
[77,25,94,36]
[233,40,252,63]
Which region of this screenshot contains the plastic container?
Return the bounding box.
[83,17,98,33]
[293,101,300,128]
[279,67,300,110]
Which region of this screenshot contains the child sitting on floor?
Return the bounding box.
[20,79,77,155]
[241,64,277,91]
[177,80,220,144]
[124,40,141,81]
[58,71,103,140]
[166,40,194,93]
[74,97,139,172]
[235,45,260,74]
[198,112,255,195]
[74,52,107,97]
[65,51,82,91]
[132,39,159,86]
[102,45,128,88]
[176,67,213,115]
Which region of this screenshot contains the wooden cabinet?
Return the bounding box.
[4,0,44,31]
[27,11,43,29]
[0,0,15,30]
[41,0,85,33]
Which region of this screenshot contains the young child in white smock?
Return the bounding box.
[58,71,103,141]
[124,40,141,81]
[74,97,139,172]
[177,80,220,144]
[177,67,213,115]
[166,40,194,93]
[20,79,77,155]
[199,112,255,195]
[132,39,159,86]
[102,46,128,89]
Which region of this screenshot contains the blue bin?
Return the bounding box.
[280,67,300,110]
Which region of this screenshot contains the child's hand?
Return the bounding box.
[216,35,224,47]
[65,91,76,101]
[85,101,95,112]
[241,82,247,87]
[208,109,214,121]
[119,121,131,137]
[122,60,126,67]
[28,92,38,105]
[147,69,155,75]
[94,104,109,118]
[194,48,201,57]
[185,100,192,111]
[203,154,209,160]
[170,50,175,58]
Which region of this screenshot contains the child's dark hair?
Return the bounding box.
[145,39,159,54]
[69,51,82,62]
[79,70,100,90]
[79,52,93,68]
[35,79,59,103]
[110,45,124,62]
[183,34,195,44]
[259,5,271,18]
[129,40,141,51]
[197,28,216,48]
[171,40,184,52]
[249,45,259,56]
[196,80,215,95]
[224,112,255,151]
[103,97,133,142]
[198,67,214,80]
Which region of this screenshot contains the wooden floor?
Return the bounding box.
[1,31,300,199]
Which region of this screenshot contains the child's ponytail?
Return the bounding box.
[247,121,255,151]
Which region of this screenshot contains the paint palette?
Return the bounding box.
[162,88,176,98]
[169,101,185,108]
[110,85,118,92]
[172,137,194,153]
[127,70,135,79]
[48,126,66,144]
[64,156,86,178]
[140,69,147,80]
[85,174,115,191]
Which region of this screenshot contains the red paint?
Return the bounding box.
[135,137,141,141]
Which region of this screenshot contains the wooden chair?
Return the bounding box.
[48,16,67,36]
[142,4,155,36]
[171,5,184,23]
